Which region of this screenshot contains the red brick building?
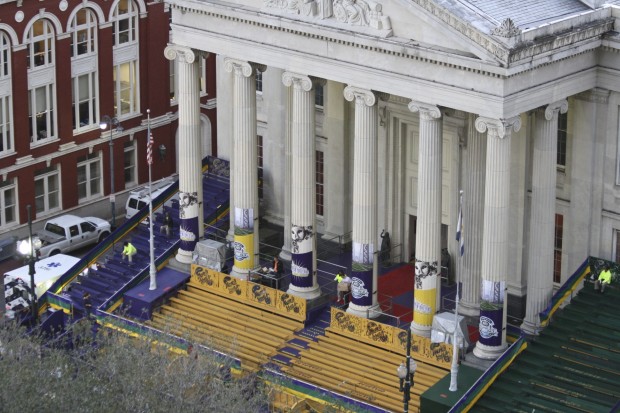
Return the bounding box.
[0,0,216,233]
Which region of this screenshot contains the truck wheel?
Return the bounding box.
[99,232,110,243]
[50,250,60,256]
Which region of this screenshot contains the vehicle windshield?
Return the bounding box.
[45,223,65,237]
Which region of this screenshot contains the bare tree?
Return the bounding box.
[0,319,268,413]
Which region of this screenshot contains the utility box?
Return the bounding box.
[193,239,227,272]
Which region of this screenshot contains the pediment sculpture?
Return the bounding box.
[264,0,391,30]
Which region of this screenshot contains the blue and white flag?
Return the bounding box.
[456,195,464,256]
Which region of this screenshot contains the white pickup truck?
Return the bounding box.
[35,215,111,258]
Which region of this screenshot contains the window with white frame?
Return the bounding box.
[113,0,139,117]
[27,19,54,69]
[27,19,56,145]
[77,153,102,201]
[0,179,17,227]
[0,31,9,77]
[71,8,97,57]
[124,141,136,186]
[29,84,55,144]
[0,33,11,155]
[34,167,60,214]
[71,8,98,132]
[113,0,138,46]
[113,61,138,116]
[0,95,12,154]
[72,73,97,131]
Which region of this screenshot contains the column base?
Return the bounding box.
[230,266,250,280]
[520,318,542,336]
[459,300,481,317]
[175,249,193,265]
[287,284,321,300]
[410,321,431,338]
[167,257,192,274]
[346,303,381,319]
[473,340,507,360]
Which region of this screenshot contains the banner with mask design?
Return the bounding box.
[351,242,373,307]
[233,207,254,270]
[291,223,314,288]
[478,279,505,347]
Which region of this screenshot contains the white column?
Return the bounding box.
[344,86,383,318]
[164,45,204,264]
[408,101,442,337]
[283,72,321,299]
[521,101,568,335]
[460,113,487,316]
[473,116,521,360]
[225,58,264,279]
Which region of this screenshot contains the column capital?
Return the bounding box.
[475,116,521,138]
[544,100,568,121]
[282,72,324,91]
[343,86,387,107]
[164,45,206,64]
[407,101,441,120]
[223,58,265,77]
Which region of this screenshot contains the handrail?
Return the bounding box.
[449,337,528,413]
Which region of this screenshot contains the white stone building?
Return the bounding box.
[165,0,620,359]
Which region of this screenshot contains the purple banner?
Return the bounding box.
[291,251,313,288]
[478,308,503,347]
[350,267,372,307]
[179,216,199,253]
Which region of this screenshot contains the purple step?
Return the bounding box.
[272,354,292,366]
[280,346,301,357]
[288,338,310,350]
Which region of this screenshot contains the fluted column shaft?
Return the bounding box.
[165,46,204,264]
[225,58,262,278]
[522,101,568,334]
[408,101,442,337]
[283,72,320,299]
[473,116,521,360]
[460,113,486,316]
[344,86,382,317]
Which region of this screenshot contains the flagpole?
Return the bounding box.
[147,109,157,290]
[450,189,464,392]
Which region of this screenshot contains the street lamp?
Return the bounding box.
[16,205,42,323]
[100,115,123,229]
[397,328,417,413]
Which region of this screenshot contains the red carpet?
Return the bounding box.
[392,303,413,324]
[378,263,414,297]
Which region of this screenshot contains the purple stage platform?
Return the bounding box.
[123,268,190,320]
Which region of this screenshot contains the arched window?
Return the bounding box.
[71,8,99,131]
[71,8,97,57]
[113,0,138,46]
[27,19,54,69]
[112,0,140,116]
[27,19,56,144]
[0,32,13,155]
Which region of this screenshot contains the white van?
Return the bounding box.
[4,254,80,319]
[125,176,177,220]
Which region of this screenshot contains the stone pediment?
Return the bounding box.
[260,0,615,66]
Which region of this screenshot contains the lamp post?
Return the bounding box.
[17,205,41,323]
[100,115,123,229]
[397,328,417,413]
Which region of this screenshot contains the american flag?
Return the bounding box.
[147,132,153,165]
